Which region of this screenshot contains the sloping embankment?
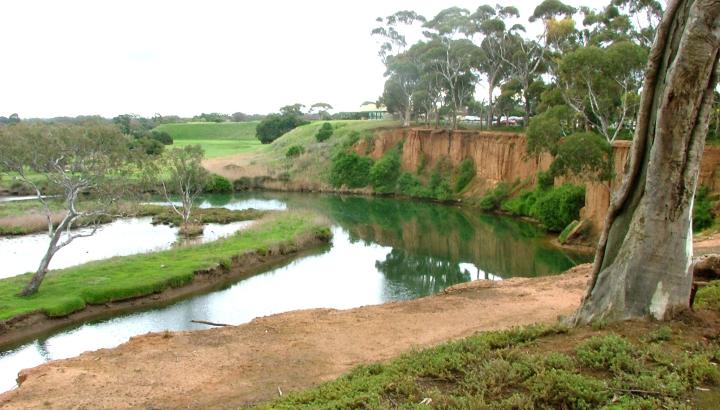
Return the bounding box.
[0,265,592,409]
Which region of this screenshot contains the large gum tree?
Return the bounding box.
[574,0,720,324]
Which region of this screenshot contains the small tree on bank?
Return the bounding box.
[160,145,209,235]
[0,123,136,296]
[574,0,720,324]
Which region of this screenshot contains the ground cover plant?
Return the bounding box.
[0,212,329,321]
[259,309,720,409]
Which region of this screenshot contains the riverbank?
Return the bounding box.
[2,263,717,409]
[0,264,592,409]
[0,199,266,236]
[0,211,331,348]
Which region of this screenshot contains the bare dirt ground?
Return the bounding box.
[695,232,720,255]
[203,152,268,181]
[0,265,592,410]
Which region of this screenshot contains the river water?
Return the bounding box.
[0,192,591,393]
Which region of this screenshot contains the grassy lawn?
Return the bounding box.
[0,212,329,321]
[173,138,262,158]
[154,122,262,158]
[259,292,720,409]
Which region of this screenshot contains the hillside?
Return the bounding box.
[154,121,262,158]
[203,120,399,189]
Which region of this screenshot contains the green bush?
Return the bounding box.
[533,184,585,231]
[204,174,232,193]
[285,145,305,158]
[130,136,164,156]
[454,159,475,193]
[369,150,401,194]
[537,171,555,190]
[256,113,308,144]
[693,186,716,232]
[480,183,512,212]
[429,166,453,201]
[502,190,537,216]
[150,130,173,145]
[329,152,374,188]
[315,122,334,142]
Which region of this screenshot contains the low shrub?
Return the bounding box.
[575,334,639,375]
[480,183,512,212]
[150,130,173,145]
[315,122,334,142]
[693,186,716,232]
[329,152,374,188]
[286,145,305,158]
[533,184,585,231]
[528,369,610,409]
[369,149,401,194]
[454,159,475,193]
[502,190,537,216]
[204,174,233,194]
[428,166,453,201]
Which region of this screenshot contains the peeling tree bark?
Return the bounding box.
[574,0,720,324]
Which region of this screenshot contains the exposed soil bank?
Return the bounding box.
[0,264,591,409]
[0,234,330,350]
[204,128,720,239]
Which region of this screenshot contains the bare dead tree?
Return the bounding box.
[0,122,136,296]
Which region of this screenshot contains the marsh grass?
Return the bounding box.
[0,211,330,321]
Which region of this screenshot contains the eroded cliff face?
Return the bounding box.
[356,128,553,193]
[357,128,720,236]
[581,143,720,236]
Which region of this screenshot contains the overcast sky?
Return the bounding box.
[1,0,610,118]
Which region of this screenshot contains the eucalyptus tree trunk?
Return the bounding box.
[574,0,720,324]
[20,211,76,296]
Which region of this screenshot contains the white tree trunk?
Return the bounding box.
[575,0,720,324]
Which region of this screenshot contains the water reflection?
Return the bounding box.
[0,218,253,279]
[0,192,591,393]
[377,250,472,299]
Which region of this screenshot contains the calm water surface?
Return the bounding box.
[0,193,591,392]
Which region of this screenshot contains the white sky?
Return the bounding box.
[1,0,609,118]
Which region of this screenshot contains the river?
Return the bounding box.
[0,192,591,392]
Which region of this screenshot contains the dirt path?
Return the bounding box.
[0,265,590,409]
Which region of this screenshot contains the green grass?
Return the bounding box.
[0,212,329,320]
[153,122,262,158]
[258,120,399,184]
[0,199,63,219]
[258,318,720,409]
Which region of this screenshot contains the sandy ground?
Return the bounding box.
[0,265,592,410]
[695,232,720,255]
[203,153,268,181]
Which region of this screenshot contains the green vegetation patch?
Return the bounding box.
[258,320,720,409]
[148,206,266,226]
[694,186,717,232]
[499,182,585,232]
[0,213,328,321]
[329,152,374,189]
[153,122,262,158]
[695,281,720,311]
